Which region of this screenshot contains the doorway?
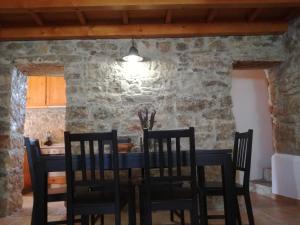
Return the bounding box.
[231,69,274,195]
[23,74,66,191]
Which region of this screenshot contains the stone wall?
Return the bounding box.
[24,108,66,144]
[0,66,26,216]
[267,18,300,155]
[0,35,286,215]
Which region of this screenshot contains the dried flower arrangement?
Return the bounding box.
[138,108,156,130]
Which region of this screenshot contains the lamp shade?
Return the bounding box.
[122,41,143,62]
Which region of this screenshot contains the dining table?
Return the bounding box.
[35,149,238,225]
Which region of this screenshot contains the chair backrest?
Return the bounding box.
[24,137,42,193]
[232,129,253,188]
[143,127,197,190]
[64,130,120,206]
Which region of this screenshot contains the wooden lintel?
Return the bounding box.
[76,10,87,25]
[206,9,217,22]
[17,64,64,75]
[0,22,288,41]
[165,10,172,24]
[28,11,43,26]
[248,8,262,22]
[122,11,129,24]
[1,0,300,11]
[284,9,299,21]
[233,61,282,69]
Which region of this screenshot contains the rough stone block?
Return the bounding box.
[0,135,11,150]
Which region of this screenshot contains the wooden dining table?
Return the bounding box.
[35,149,238,225]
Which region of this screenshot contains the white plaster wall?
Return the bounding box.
[272,153,300,199]
[231,69,274,180]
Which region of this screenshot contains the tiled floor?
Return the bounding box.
[1,193,300,225]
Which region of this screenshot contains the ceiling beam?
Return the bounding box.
[75,10,87,25]
[206,9,217,22]
[28,11,43,26]
[0,22,288,41]
[165,10,172,23]
[247,8,262,22]
[122,11,129,24]
[284,9,299,21]
[1,0,300,11]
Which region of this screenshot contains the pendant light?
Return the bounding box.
[122,39,144,62]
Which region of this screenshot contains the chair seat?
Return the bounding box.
[140,183,195,201]
[74,189,128,205]
[74,182,131,206]
[201,181,244,195]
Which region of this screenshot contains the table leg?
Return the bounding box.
[221,165,228,221]
[197,166,207,225]
[223,155,237,225]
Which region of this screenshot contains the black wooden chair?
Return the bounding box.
[24,137,68,225]
[199,129,254,225]
[139,127,199,225]
[64,130,136,225]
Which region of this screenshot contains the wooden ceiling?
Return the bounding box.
[0,0,299,40]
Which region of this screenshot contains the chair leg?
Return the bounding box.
[222,192,228,222]
[81,215,89,225]
[199,194,208,225]
[43,196,48,225]
[115,211,121,225]
[67,207,74,225]
[91,215,98,225]
[139,204,144,225]
[244,192,255,225]
[170,211,174,222]
[139,186,151,225]
[236,196,242,225]
[91,215,94,225]
[170,210,184,225]
[180,210,185,225]
[128,185,136,225]
[139,188,145,225]
[144,199,152,225]
[31,199,37,225]
[221,165,229,225]
[190,207,199,225]
[90,214,104,225]
[191,197,199,225]
[100,215,104,225]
